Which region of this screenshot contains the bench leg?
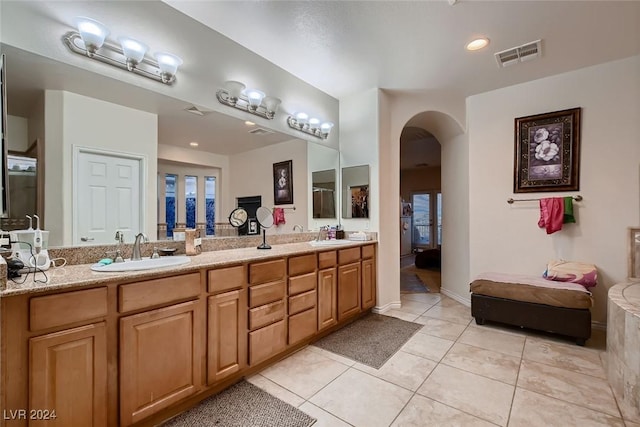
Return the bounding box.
[474,317,486,326]
[575,338,586,346]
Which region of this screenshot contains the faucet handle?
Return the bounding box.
[151,247,160,259]
[115,231,124,244]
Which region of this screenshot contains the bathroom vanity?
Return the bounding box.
[0,241,376,427]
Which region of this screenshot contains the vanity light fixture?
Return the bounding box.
[216,81,281,120]
[287,112,334,140]
[63,16,183,85]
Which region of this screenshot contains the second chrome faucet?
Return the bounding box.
[132,232,149,261]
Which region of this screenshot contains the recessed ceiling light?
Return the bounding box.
[245,121,255,126]
[189,142,199,147]
[466,38,490,51]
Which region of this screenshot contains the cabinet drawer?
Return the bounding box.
[338,247,361,265]
[318,250,337,269]
[249,299,285,330]
[249,280,286,308]
[288,290,316,315]
[361,244,375,260]
[288,272,316,296]
[249,259,286,284]
[249,319,287,366]
[208,265,246,293]
[119,273,200,313]
[30,287,108,332]
[288,308,317,345]
[288,254,317,276]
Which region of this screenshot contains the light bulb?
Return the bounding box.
[320,122,334,137]
[295,112,309,127]
[119,37,148,70]
[308,118,320,130]
[154,52,183,83]
[74,17,109,56]
[245,89,265,111]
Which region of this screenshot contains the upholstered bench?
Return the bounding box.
[470,272,593,345]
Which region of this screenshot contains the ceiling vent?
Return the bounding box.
[184,105,212,116]
[248,127,274,136]
[495,39,542,68]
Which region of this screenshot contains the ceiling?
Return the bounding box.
[166,0,640,99]
[4,1,639,163]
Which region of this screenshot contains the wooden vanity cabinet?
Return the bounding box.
[288,254,318,345]
[207,265,247,385]
[317,251,338,331]
[337,247,362,321]
[25,287,110,427]
[361,245,376,310]
[29,322,108,427]
[248,260,287,366]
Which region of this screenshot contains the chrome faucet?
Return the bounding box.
[132,232,149,261]
[316,225,329,241]
[293,224,304,233]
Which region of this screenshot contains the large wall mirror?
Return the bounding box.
[342,165,370,219]
[1,43,339,246]
[311,169,336,218]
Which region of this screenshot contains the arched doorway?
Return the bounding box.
[399,126,442,294]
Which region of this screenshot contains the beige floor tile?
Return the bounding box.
[260,347,349,399]
[391,394,496,427]
[414,317,468,341]
[509,387,625,427]
[384,309,420,322]
[517,359,620,417]
[298,402,353,427]
[441,342,520,385]
[468,320,534,338]
[246,374,305,407]
[401,293,442,305]
[422,303,472,326]
[353,349,437,391]
[458,326,525,358]
[310,368,413,427]
[625,421,640,427]
[397,299,434,315]
[523,336,607,379]
[436,296,463,307]
[307,345,357,366]
[417,364,514,426]
[401,331,455,362]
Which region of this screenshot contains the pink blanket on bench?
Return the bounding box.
[475,272,591,295]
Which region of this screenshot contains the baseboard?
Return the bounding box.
[592,320,607,331]
[440,288,471,307]
[372,301,401,314]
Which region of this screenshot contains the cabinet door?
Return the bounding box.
[317,267,338,331]
[337,262,361,321]
[29,323,107,427]
[361,258,376,310]
[120,300,202,426]
[208,290,247,384]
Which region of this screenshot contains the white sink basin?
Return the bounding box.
[308,239,353,247]
[91,256,191,272]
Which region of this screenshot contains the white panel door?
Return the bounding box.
[75,151,141,245]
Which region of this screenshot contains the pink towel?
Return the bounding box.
[273,208,286,226]
[538,197,564,234]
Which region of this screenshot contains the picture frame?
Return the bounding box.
[514,107,581,193]
[273,160,293,205]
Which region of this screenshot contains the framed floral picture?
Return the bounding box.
[514,107,581,193]
[273,160,293,205]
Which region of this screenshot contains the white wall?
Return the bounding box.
[7,115,28,152]
[468,55,640,323]
[340,88,380,233]
[44,91,157,246]
[228,139,308,234]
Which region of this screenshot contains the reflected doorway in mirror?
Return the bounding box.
[350,185,369,218]
[273,160,293,205]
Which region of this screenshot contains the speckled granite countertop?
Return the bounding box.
[0,240,376,297]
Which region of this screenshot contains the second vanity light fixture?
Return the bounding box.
[63,17,183,85]
[216,81,281,120]
[287,112,334,140]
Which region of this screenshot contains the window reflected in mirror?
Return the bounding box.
[185,175,197,229]
[312,169,336,218]
[205,176,215,236]
[342,165,369,219]
[165,174,177,238]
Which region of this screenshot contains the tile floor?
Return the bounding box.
[248,293,636,427]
